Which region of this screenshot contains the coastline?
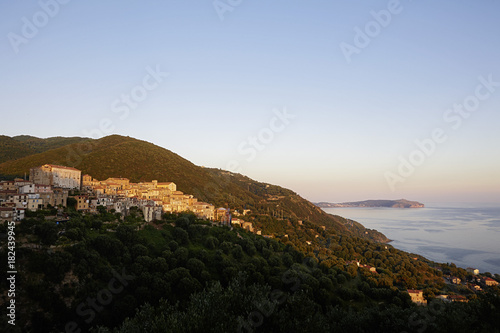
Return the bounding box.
[323,203,500,275]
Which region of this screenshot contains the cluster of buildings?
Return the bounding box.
[407,268,500,305]
[0,164,256,229]
[345,260,378,273]
[80,172,257,228]
[80,174,215,222]
[0,164,261,235]
[444,268,499,291]
[0,164,75,222]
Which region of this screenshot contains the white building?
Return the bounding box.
[19,183,35,194]
[467,267,480,276]
[142,205,162,222]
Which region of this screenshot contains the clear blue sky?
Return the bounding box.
[1,0,499,204]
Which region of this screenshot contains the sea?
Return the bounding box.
[322,202,500,275]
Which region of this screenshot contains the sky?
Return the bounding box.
[0,0,499,204]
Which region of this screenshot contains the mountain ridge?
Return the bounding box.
[316,199,425,208]
[0,135,89,164]
[0,134,389,242]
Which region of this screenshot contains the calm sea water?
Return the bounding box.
[323,203,500,274]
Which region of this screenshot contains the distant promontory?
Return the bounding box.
[316,199,424,208]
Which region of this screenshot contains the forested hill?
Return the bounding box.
[0,135,388,242]
[0,135,89,164]
[316,199,425,208]
[1,210,498,332]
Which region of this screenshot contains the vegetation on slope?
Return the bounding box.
[316,199,425,208]
[0,135,388,242]
[1,208,499,333]
[0,136,34,164]
[0,135,89,164]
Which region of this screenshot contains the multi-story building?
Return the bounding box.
[30,164,81,189]
[0,181,17,191]
[142,205,162,222]
[157,182,176,192]
[37,189,68,208]
[191,202,215,220]
[74,195,90,211]
[104,178,130,187]
[19,183,36,194]
[483,277,499,287]
[27,194,44,211]
[0,207,15,222]
[0,206,25,222]
[10,194,28,209]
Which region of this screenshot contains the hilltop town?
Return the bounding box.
[2,164,498,304]
[0,164,255,231]
[1,163,500,331]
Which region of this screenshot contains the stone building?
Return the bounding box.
[30,164,82,189]
[74,195,90,211]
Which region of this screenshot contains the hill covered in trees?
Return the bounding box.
[316,199,425,208]
[0,135,89,164]
[0,135,388,242]
[1,208,498,332]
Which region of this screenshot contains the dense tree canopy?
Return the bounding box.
[1,208,499,332]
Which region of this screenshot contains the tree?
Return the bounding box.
[231,245,244,260]
[204,236,219,250]
[174,247,189,266]
[187,258,205,278]
[174,228,189,245]
[67,197,77,209]
[35,221,58,245]
[65,228,83,241]
[116,224,138,245]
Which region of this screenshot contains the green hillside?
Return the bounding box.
[12,135,90,154]
[1,210,498,332]
[0,135,387,242]
[0,135,34,164]
[0,135,90,164]
[316,199,425,208]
